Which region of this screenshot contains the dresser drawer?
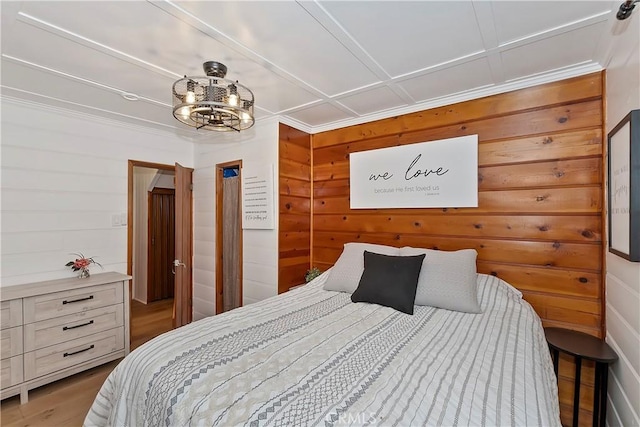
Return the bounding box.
[24,304,124,352]
[1,356,24,389]
[24,327,124,381]
[0,326,23,359]
[23,282,123,323]
[1,300,23,330]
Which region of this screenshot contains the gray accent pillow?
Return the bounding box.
[399,247,482,313]
[323,243,401,293]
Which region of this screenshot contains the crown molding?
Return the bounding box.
[306,62,604,134]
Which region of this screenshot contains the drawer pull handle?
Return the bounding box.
[63,320,94,331]
[62,295,94,305]
[63,345,94,357]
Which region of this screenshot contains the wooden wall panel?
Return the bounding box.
[312,73,602,147]
[313,214,601,242]
[313,231,600,270]
[310,73,605,423]
[278,124,311,293]
[315,187,601,214]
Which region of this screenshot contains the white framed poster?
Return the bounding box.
[609,121,631,257]
[242,163,275,229]
[349,135,478,209]
[607,109,639,262]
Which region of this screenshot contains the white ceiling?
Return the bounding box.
[0,1,622,140]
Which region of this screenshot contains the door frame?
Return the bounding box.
[127,160,192,324]
[215,160,243,314]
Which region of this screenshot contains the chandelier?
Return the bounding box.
[172,61,255,132]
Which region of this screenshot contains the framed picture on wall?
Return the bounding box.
[607,109,640,262]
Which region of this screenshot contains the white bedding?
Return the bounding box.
[85,273,560,426]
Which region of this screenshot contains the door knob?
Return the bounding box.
[172,259,186,275]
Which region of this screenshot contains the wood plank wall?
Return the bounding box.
[310,73,605,427]
[278,123,312,293]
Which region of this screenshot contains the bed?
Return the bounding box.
[85,254,560,426]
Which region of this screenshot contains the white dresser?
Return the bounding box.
[0,272,130,403]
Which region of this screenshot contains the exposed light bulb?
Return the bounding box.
[185,91,195,104]
[228,93,239,106]
[241,111,251,122]
[180,106,191,120]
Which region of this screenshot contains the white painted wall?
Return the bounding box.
[1,96,277,319]
[132,167,157,303]
[152,172,175,189]
[602,12,640,427]
[0,98,193,286]
[192,118,279,321]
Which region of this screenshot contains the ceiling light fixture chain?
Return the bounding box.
[172,61,255,132]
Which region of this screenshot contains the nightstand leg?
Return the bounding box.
[599,364,609,427]
[573,356,582,427]
[593,362,601,427]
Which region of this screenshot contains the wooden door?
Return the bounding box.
[174,163,193,328]
[147,188,175,302]
[215,161,243,314]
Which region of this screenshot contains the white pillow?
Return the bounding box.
[399,247,482,313]
[479,273,523,298]
[323,243,400,293]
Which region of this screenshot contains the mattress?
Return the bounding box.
[85,273,560,426]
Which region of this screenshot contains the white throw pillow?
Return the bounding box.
[399,247,482,313]
[323,243,401,293]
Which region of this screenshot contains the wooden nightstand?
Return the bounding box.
[544,327,618,427]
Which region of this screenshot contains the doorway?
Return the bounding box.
[127,160,193,347]
[215,160,243,314]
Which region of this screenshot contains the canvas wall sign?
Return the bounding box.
[349,135,478,209]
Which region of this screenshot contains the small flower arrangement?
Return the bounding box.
[66,253,102,278]
[304,267,323,283]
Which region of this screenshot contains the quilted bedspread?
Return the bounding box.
[84,273,560,426]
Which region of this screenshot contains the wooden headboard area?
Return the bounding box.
[310,72,605,339]
[277,72,605,425]
[279,71,605,337]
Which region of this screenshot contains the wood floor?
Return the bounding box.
[0,298,174,427]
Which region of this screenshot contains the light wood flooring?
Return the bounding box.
[0,298,174,427]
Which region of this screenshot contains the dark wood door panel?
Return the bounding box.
[148,188,175,303]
